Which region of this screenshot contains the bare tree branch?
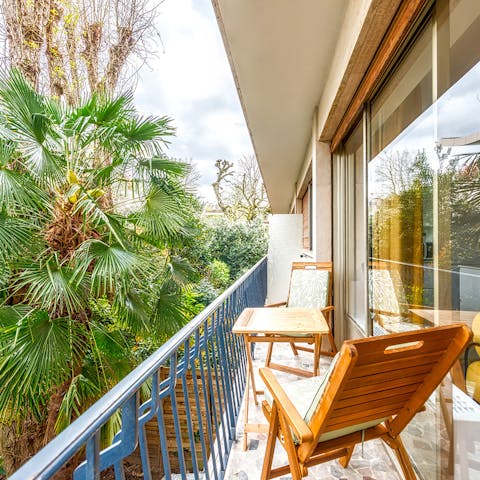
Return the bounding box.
[212,155,270,221]
[1,0,162,100]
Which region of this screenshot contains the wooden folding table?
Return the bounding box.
[232,307,329,449]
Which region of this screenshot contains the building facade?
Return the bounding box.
[213,0,480,477]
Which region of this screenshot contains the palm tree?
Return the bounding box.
[0,70,196,473]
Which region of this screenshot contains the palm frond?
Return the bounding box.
[74,240,144,296]
[150,281,190,338]
[73,196,127,246]
[43,96,68,125]
[14,257,89,316]
[0,304,34,328]
[130,181,188,241]
[163,255,199,287]
[0,168,49,214]
[0,70,64,186]
[0,138,16,167]
[91,93,134,125]
[0,311,85,419]
[113,288,152,334]
[87,320,134,384]
[118,115,174,145]
[0,212,39,261]
[137,156,188,178]
[0,70,46,140]
[20,142,63,186]
[55,374,100,433]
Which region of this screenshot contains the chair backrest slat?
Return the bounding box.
[341,375,426,399]
[345,363,434,390]
[353,328,454,365]
[350,351,442,379]
[337,383,419,408]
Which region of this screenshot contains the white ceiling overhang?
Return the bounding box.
[212,0,348,212]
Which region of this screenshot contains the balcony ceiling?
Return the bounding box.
[212,0,348,212]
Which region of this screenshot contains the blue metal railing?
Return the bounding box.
[11,256,268,480]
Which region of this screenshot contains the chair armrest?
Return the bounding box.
[259,367,313,443]
[405,304,433,310]
[265,301,287,308]
[370,307,401,317]
[321,305,334,313]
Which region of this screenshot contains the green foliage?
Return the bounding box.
[209,260,230,289]
[193,278,220,308]
[205,218,268,280]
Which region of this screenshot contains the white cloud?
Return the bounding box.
[134,0,253,202]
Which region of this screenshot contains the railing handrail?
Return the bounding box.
[11,255,268,479]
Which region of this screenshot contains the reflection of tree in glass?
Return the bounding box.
[371,150,433,307]
[374,149,432,196]
[450,153,480,269]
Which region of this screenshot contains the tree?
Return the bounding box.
[204,218,268,280]
[212,155,270,221]
[0,70,194,473]
[1,0,161,101]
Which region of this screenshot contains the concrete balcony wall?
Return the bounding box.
[266,214,303,304]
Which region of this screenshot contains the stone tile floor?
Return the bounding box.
[224,342,403,480]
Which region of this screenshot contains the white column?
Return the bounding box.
[313,141,332,261]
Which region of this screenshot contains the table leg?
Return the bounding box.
[245,334,259,406]
[243,334,256,451]
[243,367,250,451]
[242,334,270,450]
[314,335,321,376]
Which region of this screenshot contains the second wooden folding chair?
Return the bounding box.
[265,262,337,375]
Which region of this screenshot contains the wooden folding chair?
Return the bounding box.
[265,262,337,374]
[259,324,472,480]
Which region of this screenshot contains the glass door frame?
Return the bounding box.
[333,108,372,342]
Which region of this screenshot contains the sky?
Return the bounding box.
[134,0,253,203]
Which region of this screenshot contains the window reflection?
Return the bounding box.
[369,61,480,333]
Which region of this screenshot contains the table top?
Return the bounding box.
[232,307,329,335]
[409,308,478,327]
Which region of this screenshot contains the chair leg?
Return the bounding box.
[277,409,304,480]
[261,403,279,480]
[290,342,299,356]
[339,446,354,468]
[327,329,338,355]
[385,435,417,480]
[324,313,337,355]
[266,342,274,367]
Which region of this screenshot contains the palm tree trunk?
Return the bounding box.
[0,415,45,475]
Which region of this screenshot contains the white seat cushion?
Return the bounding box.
[264,354,386,444]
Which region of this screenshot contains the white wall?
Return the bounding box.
[313,141,332,261]
[267,214,303,304]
